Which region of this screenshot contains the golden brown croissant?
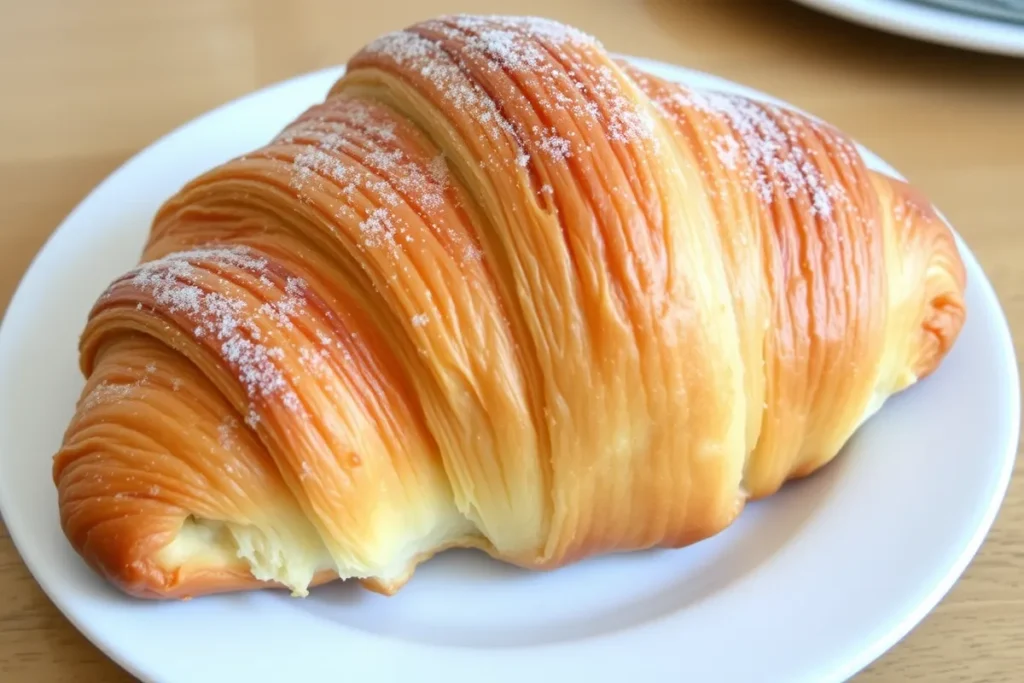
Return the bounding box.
[52,15,967,600]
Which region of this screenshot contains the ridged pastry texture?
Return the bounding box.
[52,15,967,599]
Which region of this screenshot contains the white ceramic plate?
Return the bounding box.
[0,56,1018,683]
[791,0,1024,56]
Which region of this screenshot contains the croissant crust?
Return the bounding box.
[52,15,966,599]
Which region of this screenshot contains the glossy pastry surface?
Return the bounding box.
[52,15,967,600]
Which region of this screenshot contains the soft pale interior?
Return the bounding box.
[156,515,334,596]
[156,510,478,596]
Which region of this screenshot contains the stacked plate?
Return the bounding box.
[916,0,1024,23]
[791,0,1024,57]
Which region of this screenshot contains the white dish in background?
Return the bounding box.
[791,0,1024,57]
[0,56,1018,683]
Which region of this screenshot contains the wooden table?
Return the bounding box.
[0,1,1021,680]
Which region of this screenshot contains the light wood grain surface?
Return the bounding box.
[0,1,1021,680]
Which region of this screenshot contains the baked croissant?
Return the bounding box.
[52,15,967,600]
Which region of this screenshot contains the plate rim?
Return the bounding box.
[790,0,1024,57]
[0,56,1019,683]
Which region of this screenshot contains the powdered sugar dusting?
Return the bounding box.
[582,63,657,144]
[365,148,403,172]
[359,207,402,257]
[428,155,448,185]
[315,329,334,347]
[664,88,850,220]
[536,129,572,161]
[218,416,239,451]
[298,344,332,377]
[359,15,655,176]
[82,379,145,411]
[362,29,519,150]
[127,247,303,423]
[258,276,307,331]
[81,359,159,410]
[281,100,459,257]
[280,105,491,273]
[452,15,597,68]
[712,135,740,170]
[462,243,484,264]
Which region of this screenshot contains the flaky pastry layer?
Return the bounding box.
[52,15,966,599]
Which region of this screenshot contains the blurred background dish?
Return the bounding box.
[791,0,1024,56]
[916,0,1024,24]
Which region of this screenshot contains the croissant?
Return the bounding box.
[52,15,967,600]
